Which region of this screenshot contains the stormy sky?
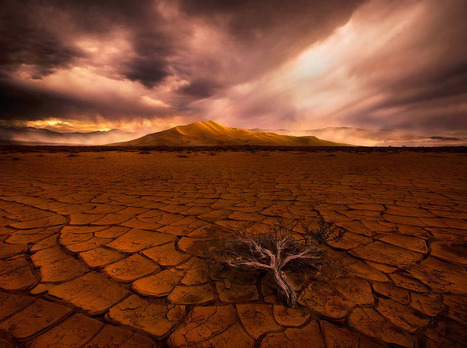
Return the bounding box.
[1,0,466,145]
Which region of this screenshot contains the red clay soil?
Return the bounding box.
[0,149,465,347]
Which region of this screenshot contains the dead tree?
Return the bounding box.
[213,218,337,307]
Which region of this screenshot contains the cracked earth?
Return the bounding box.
[0,149,465,347]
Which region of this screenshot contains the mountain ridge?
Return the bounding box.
[110,120,351,146]
[0,127,130,145]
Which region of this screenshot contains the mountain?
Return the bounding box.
[301,127,467,146]
[110,120,350,146]
[244,126,467,146]
[0,127,132,145]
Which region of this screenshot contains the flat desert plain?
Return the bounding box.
[0,148,466,347]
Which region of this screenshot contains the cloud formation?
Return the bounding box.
[0,0,466,144]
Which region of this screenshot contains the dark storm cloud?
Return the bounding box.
[176,0,366,90]
[0,0,174,87]
[180,0,362,44]
[0,0,366,122]
[340,0,467,132]
[0,1,83,78]
[53,0,175,88]
[0,0,466,145]
[0,78,170,122]
[430,136,461,141]
[207,0,467,137]
[122,56,169,89]
[0,0,179,123]
[53,0,155,27]
[0,79,88,121]
[344,61,467,132]
[179,79,219,98]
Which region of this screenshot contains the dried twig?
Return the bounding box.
[212,217,338,307]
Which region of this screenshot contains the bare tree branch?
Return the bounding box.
[211,217,339,307]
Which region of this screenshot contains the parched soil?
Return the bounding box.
[0,149,465,347]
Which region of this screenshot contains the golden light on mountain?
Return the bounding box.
[111,120,350,146]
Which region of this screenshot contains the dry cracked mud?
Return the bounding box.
[0,149,465,347]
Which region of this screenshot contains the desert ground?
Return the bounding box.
[0,147,465,347]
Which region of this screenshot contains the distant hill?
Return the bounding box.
[0,127,131,145]
[110,120,350,146]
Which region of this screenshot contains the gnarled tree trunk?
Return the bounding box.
[214,218,333,307]
[272,268,297,307]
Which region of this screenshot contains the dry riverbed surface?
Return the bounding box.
[0,149,465,347]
